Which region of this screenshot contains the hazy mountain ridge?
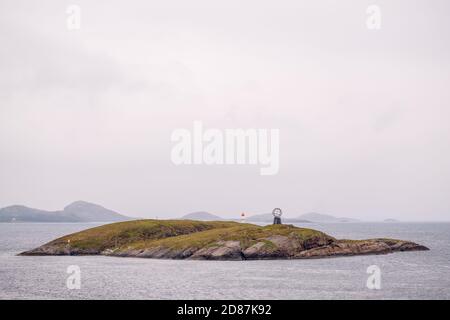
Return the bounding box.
[246,213,311,223]
[0,201,131,222]
[298,212,360,223]
[180,212,224,221]
[179,211,358,223]
[246,212,359,223]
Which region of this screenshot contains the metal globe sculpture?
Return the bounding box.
[272,208,282,224]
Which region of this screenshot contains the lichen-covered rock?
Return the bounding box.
[190,241,243,260]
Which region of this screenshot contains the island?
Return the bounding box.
[180,211,224,221]
[20,220,429,260]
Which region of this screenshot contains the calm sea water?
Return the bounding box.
[0,222,449,299]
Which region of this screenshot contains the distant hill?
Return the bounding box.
[246,213,273,222]
[0,205,78,222]
[247,213,310,223]
[0,201,131,222]
[383,218,399,222]
[297,212,360,223]
[181,211,223,221]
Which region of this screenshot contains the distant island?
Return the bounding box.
[181,212,224,221]
[21,220,429,260]
[243,212,359,223]
[297,212,360,223]
[0,203,400,224]
[246,213,311,223]
[0,201,132,223]
[179,211,359,223]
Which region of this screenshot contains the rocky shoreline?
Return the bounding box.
[20,220,429,260]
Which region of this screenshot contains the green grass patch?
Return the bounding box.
[44,220,334,252]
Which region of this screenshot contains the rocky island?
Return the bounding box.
[20,220,429,260]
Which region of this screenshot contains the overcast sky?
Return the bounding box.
[1,0,449,221]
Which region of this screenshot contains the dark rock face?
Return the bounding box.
[190,241,243,260]
[22,244,100,256]
[294,239,429,258]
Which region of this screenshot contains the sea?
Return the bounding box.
[0,222,449,299]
